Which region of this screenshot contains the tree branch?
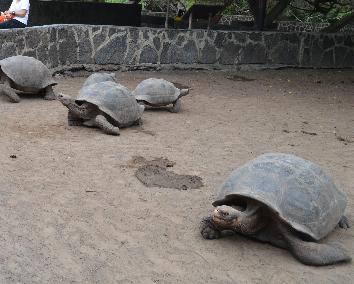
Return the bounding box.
[264,0,292,27]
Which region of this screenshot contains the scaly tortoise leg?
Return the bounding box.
[277,221,351,266]
[67,111,83,126]
[94,115,120,136]
[200,216,222,240]
[169,99,181,113]
[0,84,20,103]
[338,216,350,229]
[43,86,57,100]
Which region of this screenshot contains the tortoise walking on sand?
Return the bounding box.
[200,153,351,266]
[0,55,57,103]
[57,81,144,136]
[133,78,189,113]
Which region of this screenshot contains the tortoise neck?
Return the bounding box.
[65,101,91,119]
[235,201,267,235]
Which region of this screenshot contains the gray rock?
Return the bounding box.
[139,46,158,64]
[94,33,127,64]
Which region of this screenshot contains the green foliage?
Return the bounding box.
[102,0,353,25]
[225,0,250,15]
[286,0,353,23]
[138,0,251,15]
[104,0,130,3]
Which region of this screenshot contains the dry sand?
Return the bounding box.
[0,69,353,283]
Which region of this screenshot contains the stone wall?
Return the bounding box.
[0,25,353,70]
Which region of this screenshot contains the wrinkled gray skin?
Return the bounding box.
[200,153,351,266]
[82,72,117,88]
[0,55,57,103]
[57,81,144,136]
[133,78,189,113]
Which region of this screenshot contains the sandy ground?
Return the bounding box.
[0,69,353,283]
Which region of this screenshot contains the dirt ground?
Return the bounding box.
[0,68,353,283]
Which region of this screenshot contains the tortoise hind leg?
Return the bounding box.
[338,216,350,229]
[93,115,120,136]
[0,84,20,103]
[43,86,57,100]
[278,222,351,266]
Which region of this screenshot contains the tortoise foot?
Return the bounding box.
[338,216,350,229]
[170,100,181,113]
[200,217,222,240]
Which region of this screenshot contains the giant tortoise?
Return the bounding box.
[57,81,144,135]
[132,78,189,113]
[200,153,351,266]
[0,55,57,103]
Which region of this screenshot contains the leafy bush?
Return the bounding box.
[104,0,353,26]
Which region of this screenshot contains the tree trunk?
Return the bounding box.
[321,11,354,33]
[247,0,258,19]
[256,0,267,30]
[264,0,291,28]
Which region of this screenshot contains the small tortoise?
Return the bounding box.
[82,72,117,88]
[57,81,144,135]
[132,78,189,113]
[200,153,351,266]
[0,55,57,103]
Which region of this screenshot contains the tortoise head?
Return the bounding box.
[57,93,75,106]
[57,93,93,119]
[212,200,266,235]
[179,88,189,97]
[212,205,241,229]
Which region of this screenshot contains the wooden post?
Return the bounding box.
[207,12,212,30]
[255,0,267,30]
[165,0,170,28]
[188,11,193,29]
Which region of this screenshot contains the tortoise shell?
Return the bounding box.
[213,153,347,241]
[77,81,143,126]
[133,78,182,106]
[82,73,117,88]
[0,55,56,90]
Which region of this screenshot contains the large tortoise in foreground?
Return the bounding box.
[200,153,351,266]
[0,55,57,103]
[57,81,144,136]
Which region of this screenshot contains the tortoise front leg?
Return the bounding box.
[43,86,57,100]
[0,84,20,103]
[94,115,120,136]
[134,117,143,126]
[200,216,222,239]
[68,111,83,126]
[169,99,181,113]
[338,216,350,229]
